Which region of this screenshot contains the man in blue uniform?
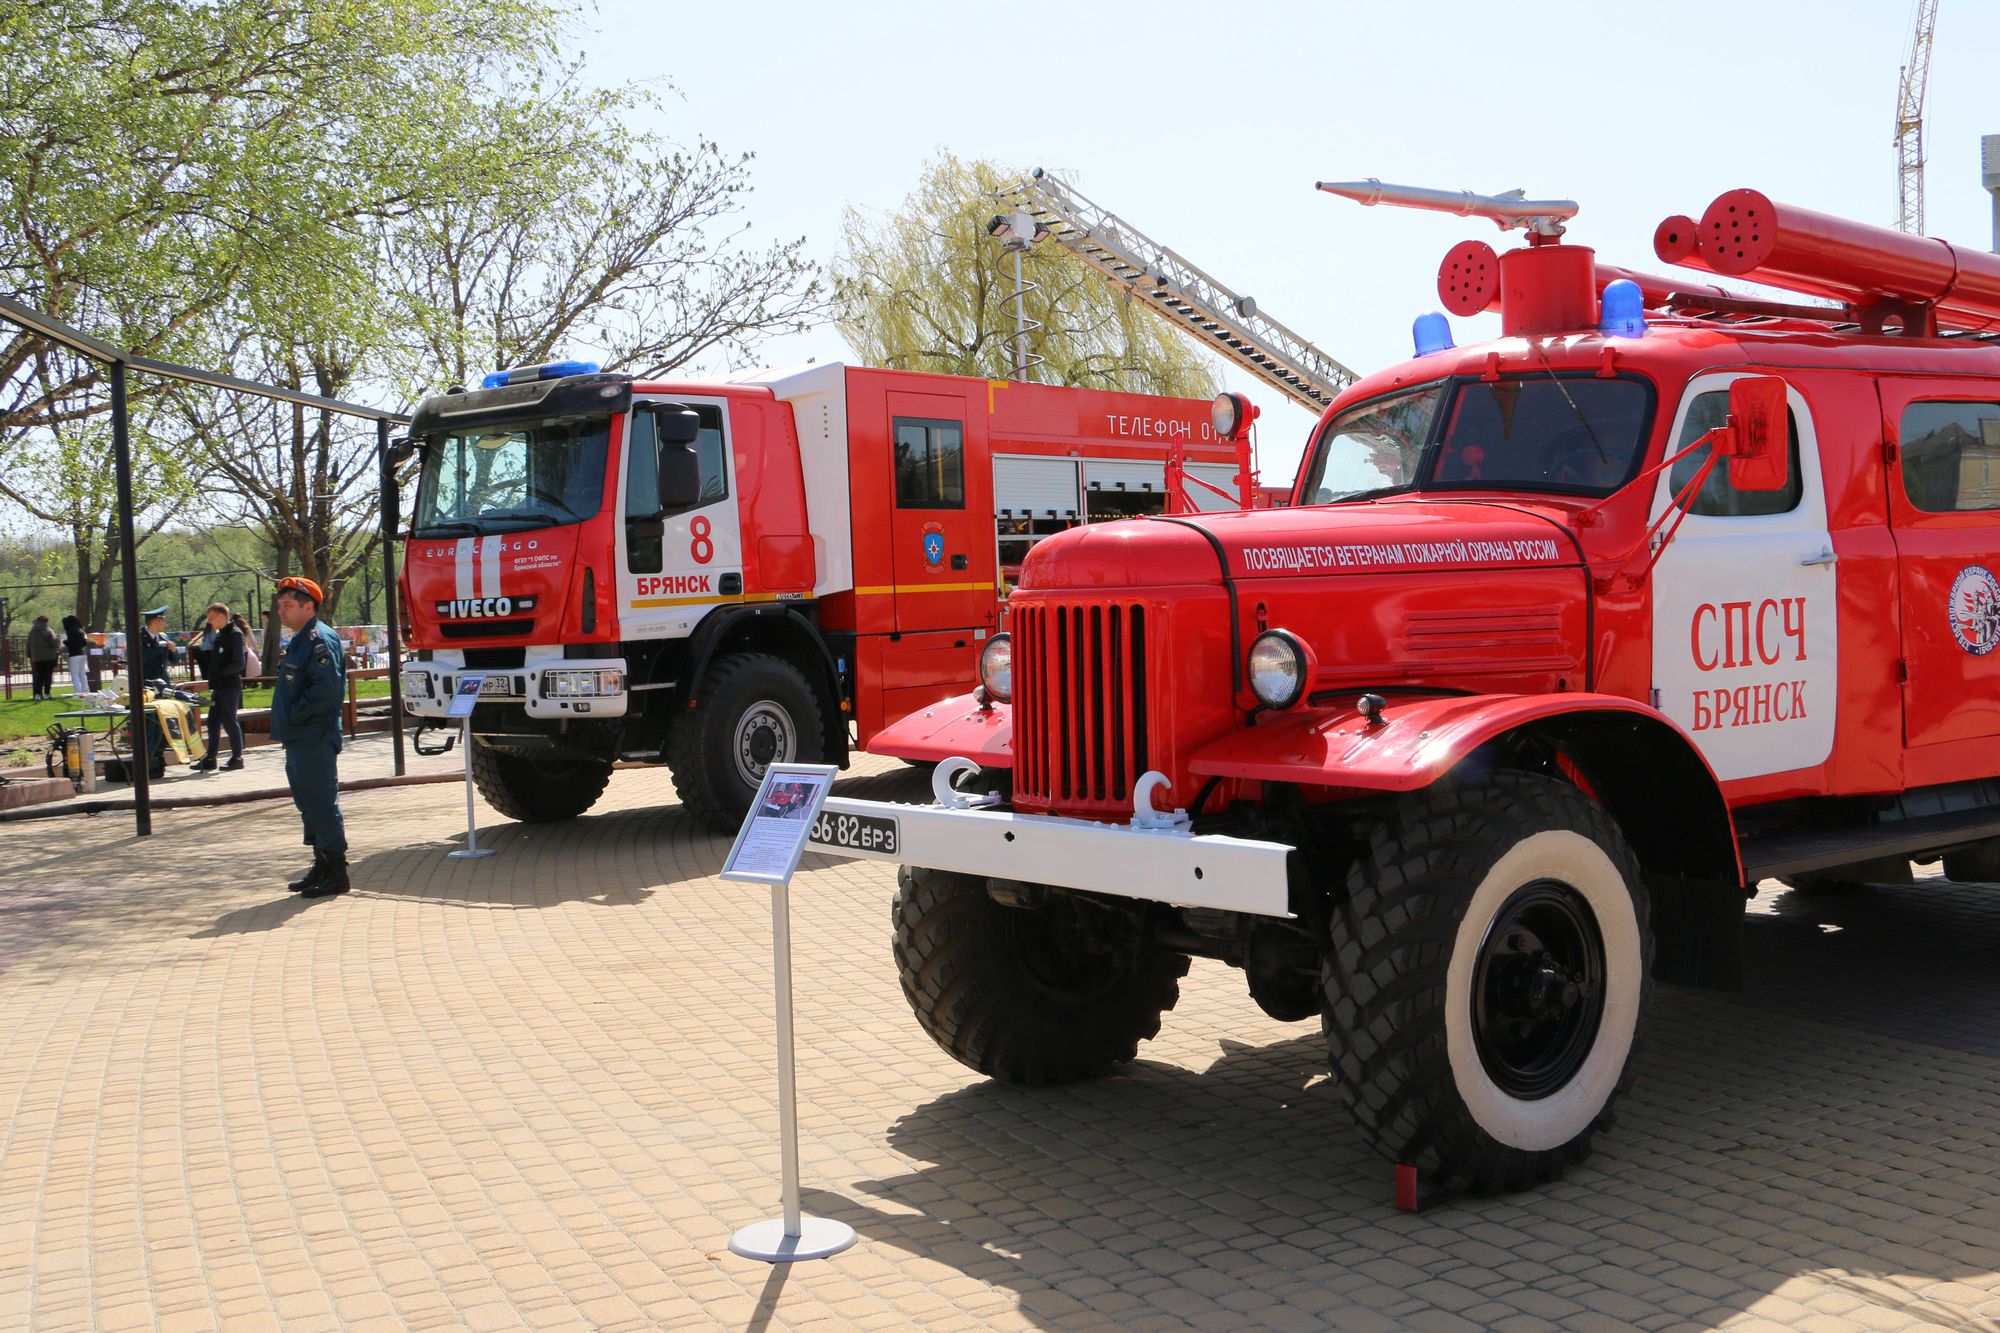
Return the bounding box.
[271,577,349,898]
[138,606,178,683]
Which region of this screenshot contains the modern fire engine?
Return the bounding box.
[394,364,1249,830]
[806,180,2000,1192]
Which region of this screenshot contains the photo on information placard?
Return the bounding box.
[759,779,817,821]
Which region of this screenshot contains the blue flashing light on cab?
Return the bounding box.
[1597,280,1647,338]
[1412,311,1455,358]
[480,359,602,389]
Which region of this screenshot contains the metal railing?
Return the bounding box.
[0,293,411,836]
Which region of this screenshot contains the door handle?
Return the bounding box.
[1799,546,1837,568]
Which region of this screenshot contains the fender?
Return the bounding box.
[684,603,849,764]
[1189,691,1742,884]
[864,690,1013,767]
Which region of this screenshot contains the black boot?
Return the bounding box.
[287,851,324,893]
[302,854,349,898]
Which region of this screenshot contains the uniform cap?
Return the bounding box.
[275,577,324,605]
[142,605,169,619]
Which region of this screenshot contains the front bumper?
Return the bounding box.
[400,652,630,720]
[805,762,1293,918]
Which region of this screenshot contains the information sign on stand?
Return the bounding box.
[446,675,496,860]
[720,763,856,1263]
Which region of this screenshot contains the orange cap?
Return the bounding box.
[275,576,324,605]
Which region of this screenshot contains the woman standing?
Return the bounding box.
[61,615,89,697]
[27,614,60,700]
[190,602,246,771]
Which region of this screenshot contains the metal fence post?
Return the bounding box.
[110,360,152,836]
[378,419,407,777]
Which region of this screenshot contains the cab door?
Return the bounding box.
[1880,384,2000,747]
[1649,373,1839,782]
[885,391,995,633]
[618,396,739,640]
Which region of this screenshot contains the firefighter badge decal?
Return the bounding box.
[1949,565,2000,656]
[921,522,945,569]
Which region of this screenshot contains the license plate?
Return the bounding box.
[810,809,899,855]
[478,675,512,695]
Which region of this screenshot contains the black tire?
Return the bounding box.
[892,866,1189,1086]
[666,652,825,832]
[469,745,612,822]
[1322,770,1652,1193]
[1944,839,2000,885]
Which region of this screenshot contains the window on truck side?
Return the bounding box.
[893,417,965,509]
[1668,390,1803,516]
[1900,401,2000,512]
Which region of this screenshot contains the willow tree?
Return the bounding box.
[836,153,1219,397]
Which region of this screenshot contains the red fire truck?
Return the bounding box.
[395,363,1248,829]
[806,182,2000,1192]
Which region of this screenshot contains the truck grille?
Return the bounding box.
[1014,601,1148,812]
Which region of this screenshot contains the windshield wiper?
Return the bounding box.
[1331,484,1415,504]
[412,520,482,537]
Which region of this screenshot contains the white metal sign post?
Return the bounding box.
[446,675,495,861]
[719,762,855,1263]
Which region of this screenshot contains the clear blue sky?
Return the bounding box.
[578,0,1997,475]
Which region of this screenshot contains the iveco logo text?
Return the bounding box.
[433,596,536,618]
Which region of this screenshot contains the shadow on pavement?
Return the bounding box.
[804,881,2000,1331]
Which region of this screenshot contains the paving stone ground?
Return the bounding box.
[0,753,1997,1331]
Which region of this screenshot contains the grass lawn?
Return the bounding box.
[0,679,394,754]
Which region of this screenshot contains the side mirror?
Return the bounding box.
[1718,375,1790,492]
[658,442,703,511]
[652,405,701,446]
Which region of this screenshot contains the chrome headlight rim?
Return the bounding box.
[1246,628,1310,710]
[979,633,1013,703]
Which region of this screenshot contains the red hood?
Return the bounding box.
[403,527,586,649]
[1020,500,1578,592]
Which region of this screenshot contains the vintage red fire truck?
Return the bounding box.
[394,363,1249,829]
[806,182,2000,1192]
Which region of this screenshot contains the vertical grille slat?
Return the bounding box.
[1012,599,1151,815]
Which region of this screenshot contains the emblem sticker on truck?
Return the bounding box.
[1949,565,2000,656]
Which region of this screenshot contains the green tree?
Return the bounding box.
[836,153,1219,397]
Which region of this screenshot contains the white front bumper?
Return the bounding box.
[399,654,630,720]
[805,796,1295,918]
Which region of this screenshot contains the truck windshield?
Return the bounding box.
[412,413,611,536]
[1301,374,1654,503]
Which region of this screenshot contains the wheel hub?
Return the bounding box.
[734,701,796,788]
[1471,881,1606,1100]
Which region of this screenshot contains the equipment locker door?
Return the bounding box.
[885,391,995,634]
[1879,383,2000,747]
[1649,374,1838,782]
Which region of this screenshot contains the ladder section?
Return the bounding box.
[997,169,1358,412]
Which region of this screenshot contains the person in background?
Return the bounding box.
[189,602,245,772]
[270,577,348,898]
[139,606,178,684]
[27,614,60,701]
[61,615,89,696]
[233,614,262,680]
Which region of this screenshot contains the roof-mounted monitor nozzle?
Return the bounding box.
[1317,179,1579,240]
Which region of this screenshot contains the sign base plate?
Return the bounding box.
[728,1216,856,1263]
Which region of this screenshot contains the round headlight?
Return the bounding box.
[1211,390,1261,441]
[979,633,1013,702]
[1246,629,1310,709]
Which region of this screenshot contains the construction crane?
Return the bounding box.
[1893,0,1940,234]
[994,169,1358,413]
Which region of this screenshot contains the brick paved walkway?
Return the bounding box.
[1,755,1997,1330]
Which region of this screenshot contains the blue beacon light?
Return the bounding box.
[1598,279,1647,338]
[1412,312,1455,358]
[480,359,602,389]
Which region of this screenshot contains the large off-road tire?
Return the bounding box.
[470,745,612,822]
[1322,771,1652,1193]
[666,652,825,832]
[892,866,1189,1086]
